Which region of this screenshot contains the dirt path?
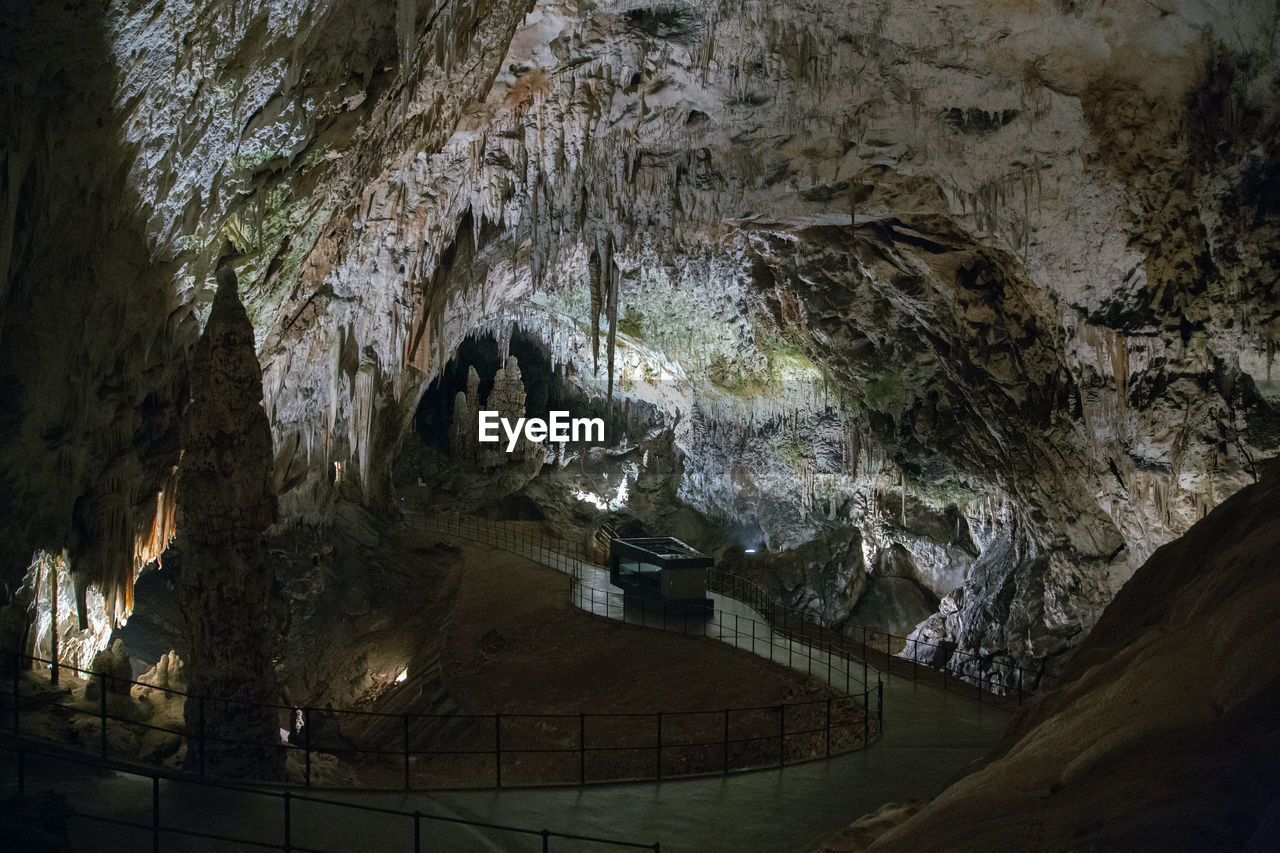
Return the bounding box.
[443,540,840,714]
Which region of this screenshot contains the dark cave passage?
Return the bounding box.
[413,327,560,448]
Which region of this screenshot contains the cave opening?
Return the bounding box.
[413,326,560,449]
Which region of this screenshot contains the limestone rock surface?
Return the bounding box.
[3,0,1278,685]
[819,457,1280,851]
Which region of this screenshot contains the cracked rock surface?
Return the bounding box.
[2,1,1278,689]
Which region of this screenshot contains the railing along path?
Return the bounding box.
[0,512,895,817]
[415,509,1040,707]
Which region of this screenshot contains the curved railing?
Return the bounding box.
[0,738,660,852]
[1,648,877,792]
[704,568,1042,705]
[415,509,1042,705]
[411,511,885,695]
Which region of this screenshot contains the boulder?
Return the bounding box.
[137,649,187,694]
[846,576,940,638]
[84,639,132,699]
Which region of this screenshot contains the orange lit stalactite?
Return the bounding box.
[122,463,181,620]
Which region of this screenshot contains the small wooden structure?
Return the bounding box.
[608,536,713,616]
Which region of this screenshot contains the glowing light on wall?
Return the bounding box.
[572,475,631,511]
[24,550,113,672]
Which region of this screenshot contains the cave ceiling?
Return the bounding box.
[1,0,1277,672]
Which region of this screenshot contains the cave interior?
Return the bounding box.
[1,0,1278,850]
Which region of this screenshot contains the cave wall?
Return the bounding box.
[822,458,1280,851]
[2,0,1277,677]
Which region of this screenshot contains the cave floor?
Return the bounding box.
[4,536,1011,852]
[433,682,1006,852]
[443,540,842,714]
[5,677,1006,852]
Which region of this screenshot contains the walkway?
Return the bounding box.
[425,678,1005,851]
[1,510,1011,851]
[416,512,882,699]
[401,513,1010,850]
[6,680,1004,852]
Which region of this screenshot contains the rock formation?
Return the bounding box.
[448,356,543,467]
[175,265,285,778]
[138,650,187,694]
[2,0,1278,721]
[820,457,1280,850]
[83,639,133,701]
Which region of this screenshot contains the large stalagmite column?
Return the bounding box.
[177,264,285,778]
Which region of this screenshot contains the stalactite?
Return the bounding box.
[588,247,602,373]
[606,244,619,411]
[901,469,907,527]
[133,464,180,579]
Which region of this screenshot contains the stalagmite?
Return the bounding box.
[176,264,285,779]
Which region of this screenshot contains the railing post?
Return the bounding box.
[198,696,206,779]
[722,708,730,774]
[541,829,550,853]
[827,643,832,684]
[655,712,662,779]
[152,773,160,853]
[863,689,869,744]
[283,791,292,853]
[579,712,586,784]
[494,713,502,787]
[825,697,832,757]
[862,626,867,664]
[778,704,785,766]
[886,636,891,679]
[12,651,20,737]
[413,811,422,853]
[100,674,108,758]
[403,713,411,791]
[751,619,755,655]
[304,706,312,788]
[878,679,884,733]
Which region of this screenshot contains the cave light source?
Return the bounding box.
[395,668,408,683]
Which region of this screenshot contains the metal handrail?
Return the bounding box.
[419,510,1039,704]
[3,635,880,791]
[0,737,661,852]
[415,512,885,692]
[0,509,900,795]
